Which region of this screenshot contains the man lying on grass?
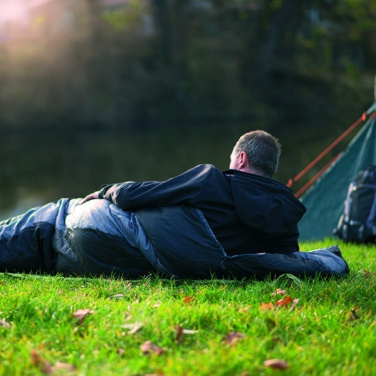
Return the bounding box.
[0,131,349,279]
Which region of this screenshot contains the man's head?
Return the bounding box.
[229,130,281,178]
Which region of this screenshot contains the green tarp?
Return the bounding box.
[298,112,376,241]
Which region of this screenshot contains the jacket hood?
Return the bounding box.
[224,170,306,236]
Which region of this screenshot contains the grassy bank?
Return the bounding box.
[1,240,375,376]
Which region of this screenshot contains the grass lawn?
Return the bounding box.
[1,239,375,376]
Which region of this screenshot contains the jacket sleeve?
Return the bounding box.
[273,225,301,253]
[98,164,217,210]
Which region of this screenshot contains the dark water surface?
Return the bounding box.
[1,123,267,220]
[0,122,328,220]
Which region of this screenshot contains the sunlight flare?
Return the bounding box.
[0,0,27,22]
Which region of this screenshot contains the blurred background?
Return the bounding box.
[0,0,375,219]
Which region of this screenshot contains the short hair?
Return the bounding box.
[234,130,281,177]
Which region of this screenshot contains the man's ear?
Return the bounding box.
[239,151,249,168]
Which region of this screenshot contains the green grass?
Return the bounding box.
[1,240,376,376]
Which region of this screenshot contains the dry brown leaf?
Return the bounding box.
[0,318,11,329]
[260,302,274,310]
[31,349,75,374]
[276,296,293,307]
[347,308,360,323]
[263,358,289,370]
[109,294,126,300]
[183,296,194,304]
[72,309,94,325]
[238,306,252,313]
[182,329,199,334]
[121,322,144,334]
[271,289,287,296]
[290,298,300,311]
[31,349,51,374]
[363,269,375,277]
[140,341,165,356]
[116,348,126,355]
[49,362,76,374]
[223,331,245,346]
[175,324,184,343]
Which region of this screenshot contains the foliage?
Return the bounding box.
[0,240,375,375]
[1,0,376,213]
[0,0,375,130]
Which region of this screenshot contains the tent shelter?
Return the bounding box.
[293,99,376,241]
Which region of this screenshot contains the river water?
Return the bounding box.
[1,121,328,221]
[3,123,276,220]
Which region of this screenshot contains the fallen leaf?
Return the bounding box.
[276,296,293,307]
[73,309,94,325]
[140,341,165,356]
[108,294,126,300]
[175,324,184,343]
[260,302,274,310]
[238,306,252,312]
[182,329,199,334]
[31,349,75,374]
[31,349,51,373]
[49,362,76,374]
[116,348,126,355]
[347,308,360,323]
[0,318,11,329]
[223,331,245,346]
[271,289,287,296]
[263,358,289,370]
[290,298,300,311]
[121,322,144,334]
[183,296,194,304]
[363,270,375,277]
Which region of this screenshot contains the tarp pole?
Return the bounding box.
[287,113,366,188]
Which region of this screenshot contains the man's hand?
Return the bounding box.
[80,191,100,204]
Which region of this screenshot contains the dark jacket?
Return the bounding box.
[98,164,306,254]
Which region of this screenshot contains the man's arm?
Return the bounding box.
[80,164,218,210]
[274,226,301,254]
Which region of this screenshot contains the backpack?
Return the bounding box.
[334,165,376,243]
